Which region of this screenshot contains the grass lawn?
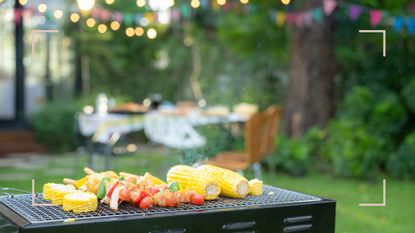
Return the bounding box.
[0,152,414,233]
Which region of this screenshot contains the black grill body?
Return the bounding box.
[0,185,335,233]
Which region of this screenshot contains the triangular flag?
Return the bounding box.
[370,10,383,27]
[323,0,337,16]
[124,14,133,25]
[112,12,123,22]
[14,8,22,25]
[312,8,323,22]
[349,4,362,22]
[304,11,313,26]
[296,12,305,27]
[394,17,404,32]
[407,18,415,34]
[287,13,296,26]
[276,11,286,27]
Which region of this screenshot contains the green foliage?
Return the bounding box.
[387,132,415,180]
[30,99,87,152]
[266,135,310,176]
[321,119,381,178]
[402,78,415,114]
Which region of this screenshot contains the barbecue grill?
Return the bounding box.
[0,185,335,233]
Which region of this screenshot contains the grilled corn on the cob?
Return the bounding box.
[63,191,98,213]
[167,165,220,200]
[42,183,76,205]
[248,179,263,196]
[198,165,249,199]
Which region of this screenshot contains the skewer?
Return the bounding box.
[119,172,141,178]
[84,167,96,175]
[63,178,76,185]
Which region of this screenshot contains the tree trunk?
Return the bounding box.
[284,2,336,138]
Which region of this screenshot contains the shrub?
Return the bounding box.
[30,100,85,152]
[266,135,310,176]
[321,119,382,178]
[387,132,415,180]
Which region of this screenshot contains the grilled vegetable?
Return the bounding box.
[167,165,220,200]
[43,183,76,205]
[131,190,150,207]
[97,177,110,199]
[119,188,131,201]
[191,193,205,206]
[168,181,181,192]
[139,196,153,209]
[197,165,249,199]
[63,191,98,214]
[248,179,263,196]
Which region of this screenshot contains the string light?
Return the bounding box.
[70,13,80,23]
[105,0,115,5]
[135,27,144,36]
[86,18,96,27]
[240,0,249,4]
[136,0,145,7]
[98,24,107,33]
[147,28,157,39]
[38,3,47,13]
[125,27,135,37]
[77,0,95,11]
[19,0,28,5]
[110,21,120,31]
[191,0,200,8]
[217,0,226,6]
[54,10,63,19]
[281,0,291,5]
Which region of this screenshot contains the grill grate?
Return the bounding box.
[0,185,320,224]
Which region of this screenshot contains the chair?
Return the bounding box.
[204,105,281,178]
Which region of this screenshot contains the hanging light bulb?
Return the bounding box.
[70,13,80,23]
[136,0,145,7]
[19,0,28,6]
[110,21,120,31]
[105,0,115,5]
[86,18,96,27]
[98,24,107,33]
[217,0,226,6]
[191,0,200,8]
[135,27,144,36]
[147,28,157,39]
[240,0,249,4]
[77,0,95,11]
[125,27,135,37]
[38,3,47,13]
[54,10,63,19]
[281,0,291,5]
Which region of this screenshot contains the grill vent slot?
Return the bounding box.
[149,229,186,233]
[222,221,256,231]
[283,215,313,233]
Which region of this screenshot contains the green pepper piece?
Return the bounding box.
[97,177,110,199]
[168,181,181,192]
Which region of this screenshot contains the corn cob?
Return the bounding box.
[42,183,54,200]
[63,191,98,214]
[167,165,220,200]
[197,165,249,199]
[248,179,263,196]
[47,184,76,205]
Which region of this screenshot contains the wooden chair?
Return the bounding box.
[204,105,281,178]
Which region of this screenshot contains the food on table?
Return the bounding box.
[50,164,263,213]
[109,102,148,113]
[167,165,221,200]
[203,105,230,116]
[63,191,98,214]
[248,179,263,196]
[42,183,76,205]
[197,165,249,199]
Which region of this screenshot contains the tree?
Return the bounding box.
[283,0,336,137]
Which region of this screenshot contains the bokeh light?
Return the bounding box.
[86,18,96,27]
[110,21,120,31]
[125,27,135,37]
[98,24,107,33]
[70,13,80,23]
[135,27,144,36]
[147,28,157,39]
[38,3,47,13]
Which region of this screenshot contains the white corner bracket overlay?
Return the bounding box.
[358,179,387,207]
[358,29,386,57]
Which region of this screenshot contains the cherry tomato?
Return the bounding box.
[131,190,150,206]
[139,196,153,209]
[150,186,161,195]
[185,190,196,203]
[191,194,205,206]
[119,188,131,201]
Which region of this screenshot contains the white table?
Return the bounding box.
[78,112,248,149]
